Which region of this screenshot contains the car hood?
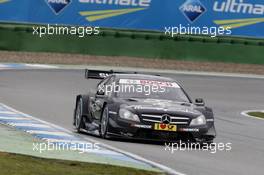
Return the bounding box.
[116,98,201,118]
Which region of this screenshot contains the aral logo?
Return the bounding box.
[46,0,71,14]
[180,0,206,23]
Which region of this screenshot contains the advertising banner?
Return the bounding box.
[0,0,263,38]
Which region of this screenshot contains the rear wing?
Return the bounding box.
[85,69,160,79]
[85,69,114,79]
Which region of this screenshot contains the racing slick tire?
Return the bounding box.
[100,105,109,139]
[74,97,86,133]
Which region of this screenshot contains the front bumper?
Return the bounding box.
[108,116,216,142]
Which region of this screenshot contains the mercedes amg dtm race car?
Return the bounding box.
[73,69,216,143]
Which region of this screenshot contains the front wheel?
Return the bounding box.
[74,98,85,133]
[100,105,109,139]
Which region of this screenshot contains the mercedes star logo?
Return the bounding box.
[161,114,171,124]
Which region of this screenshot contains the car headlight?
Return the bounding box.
[190,115,206,126]
[119,108,140,122]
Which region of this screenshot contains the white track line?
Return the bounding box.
[25,64,58,69]
[0,103,185,175]
[0,111,16,114]
[26,130,72,137]
[241,110,264,121]
[42,138,88,144]
[1,63,263,79]
[55,65,264,79]
[10,123,52,128]
[0,117,30,120]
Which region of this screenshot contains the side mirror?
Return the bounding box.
[195,98,205,106]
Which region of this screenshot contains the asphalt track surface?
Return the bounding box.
[0,69,264,175]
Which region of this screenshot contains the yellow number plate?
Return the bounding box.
[154,123,177,132]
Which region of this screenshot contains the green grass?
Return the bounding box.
[0,152,164,175]
[0,22,264,65]
[247,112,264,119]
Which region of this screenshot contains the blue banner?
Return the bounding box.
[0,0,263,38]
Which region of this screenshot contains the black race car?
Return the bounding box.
[73,69,216,143]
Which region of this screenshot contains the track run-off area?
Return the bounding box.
[0,68,263,175]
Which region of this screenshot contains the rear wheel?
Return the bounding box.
[100,105,109,138]
[74,98,85,133]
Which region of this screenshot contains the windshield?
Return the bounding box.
[114,79,190,102]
